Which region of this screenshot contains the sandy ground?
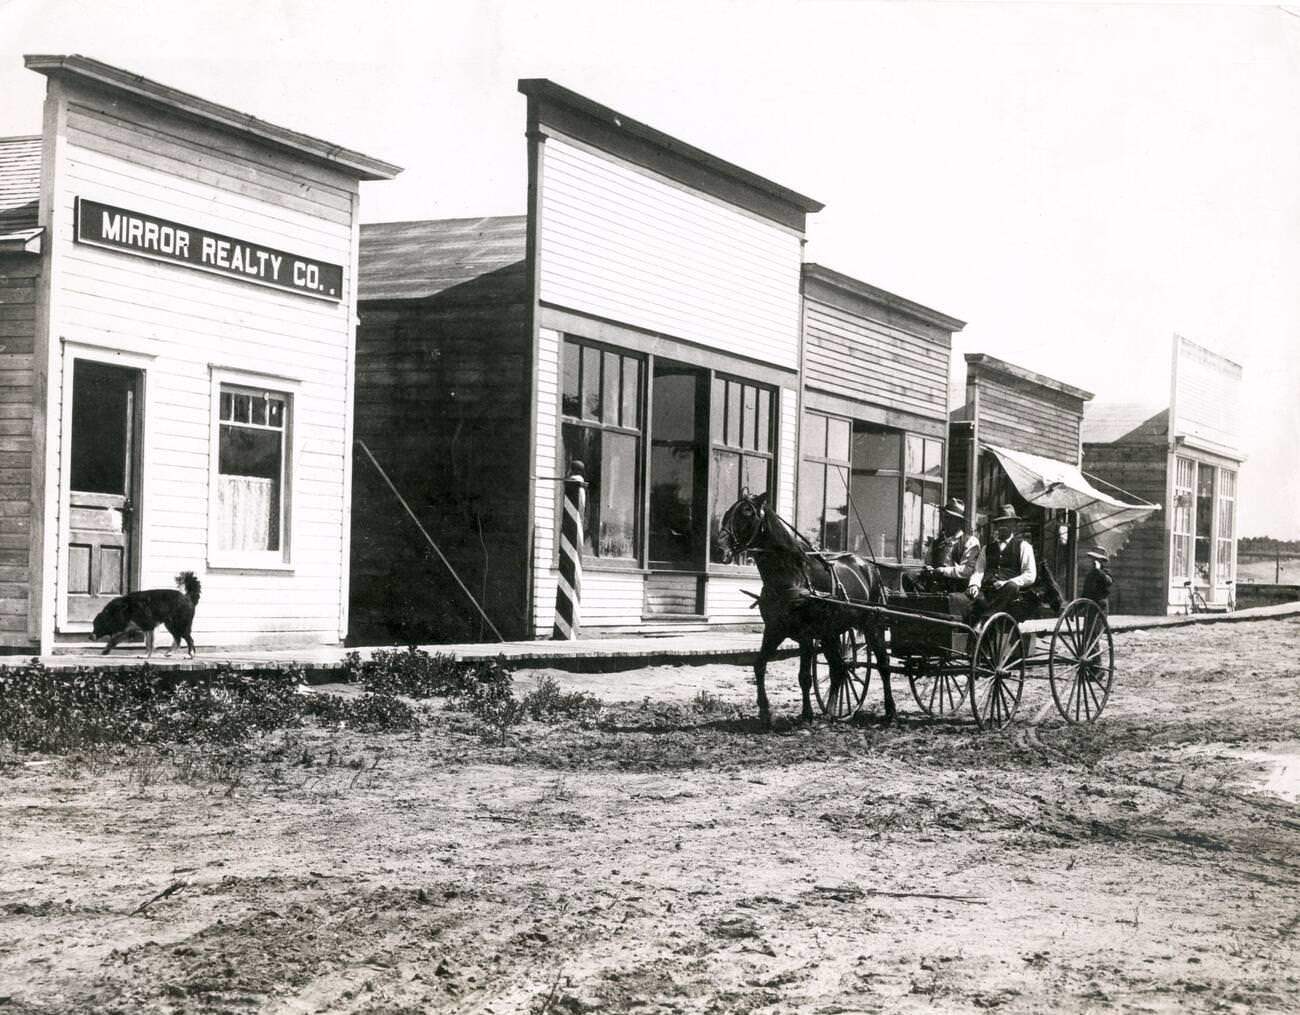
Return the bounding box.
[3,618,1300,1014]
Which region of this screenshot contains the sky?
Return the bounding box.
[1,0,1297,538]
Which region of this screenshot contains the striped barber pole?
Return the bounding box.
[552,461,587,640]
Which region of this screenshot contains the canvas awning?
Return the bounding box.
[983,444,1160,557]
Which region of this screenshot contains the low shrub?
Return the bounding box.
[342,647,471,699]
[0,659,418,753]
[521,674,603,723]
[450,657,527,744]
[303,691,421,732]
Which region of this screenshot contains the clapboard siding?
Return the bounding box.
[539,138,802,370]
[43,77,360,648]
[0,258,37,642]
[705,574,762,625]
[65,87,356,216]
[804,299,949,419]
[1082,443,1171,615]
[777,386,797,517]
[531,328,563,637]
[975,374,1083,464]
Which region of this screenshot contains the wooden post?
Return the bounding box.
[1277,546,1282,585]
[552,461,586,640]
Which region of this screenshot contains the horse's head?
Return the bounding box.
[716,491,770,564]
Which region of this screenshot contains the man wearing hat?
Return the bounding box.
[1082,545,1113,615]
[922,496,981,594]
[967,504,1037,620]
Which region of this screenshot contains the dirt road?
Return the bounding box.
[3,618,1299,1014]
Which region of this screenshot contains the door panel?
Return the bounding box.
[62,361,140,627]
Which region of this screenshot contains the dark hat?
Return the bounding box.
[941,496,965,520]
[1086,546,1110,562]
[992,504,1021,524]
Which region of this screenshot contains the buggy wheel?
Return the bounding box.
[968,612,1025,730]
[812,629,870,720]
[1049,599,1114,723]
[908,656,968,717]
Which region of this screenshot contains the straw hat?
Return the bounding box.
[992,504,1021,524]
[1086,546,1110,563]
[941,496,965,520]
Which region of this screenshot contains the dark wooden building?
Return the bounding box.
[350,217,530,643]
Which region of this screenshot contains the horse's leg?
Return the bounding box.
[753,625,784,727]
[796,643,813,723]
[869,624,895,722]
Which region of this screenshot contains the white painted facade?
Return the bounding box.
[526,87,815,637]
[538,136,804,371]
[15,56,397,653]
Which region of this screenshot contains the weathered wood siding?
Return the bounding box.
[350,265,531,644]
[538,137,803,370]
[0,256,37,643]
[1080,443,1170,615]
[803,296,949,421]
[47,79,360,647]
[974,374,1084,464]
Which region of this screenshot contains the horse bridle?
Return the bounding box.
[718,493,766,563]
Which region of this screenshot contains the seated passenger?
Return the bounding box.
[965,504,1037,622]
[922,497,980,596]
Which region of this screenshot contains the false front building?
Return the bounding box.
[0,54,398,653]
[1082,336,1244,614]
[351,80,821,642]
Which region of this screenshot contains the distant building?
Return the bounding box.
[0,54,398,653]
[1082,336,1245,614]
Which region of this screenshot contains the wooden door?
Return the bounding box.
[63,361,140,626]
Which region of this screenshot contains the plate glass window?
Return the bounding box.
[561,339,642,560]
[218,387,289,555]
[710,377,774,564]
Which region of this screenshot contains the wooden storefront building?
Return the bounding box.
[0,54,398,653]
[1082,337,1243,614]
[796,264,965,564]
[351,80,822,642]
[948,354,1096,597]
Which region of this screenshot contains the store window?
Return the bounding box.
[903,434,944,561]
[709,377,774,564]
[1194,463,1216,586]
[848,425,901,558]
[798,412,851,551]
[798,412,942,561]
[1171,456,1195,580]
[212,382,292,566]
[561,339,642,560]
[1216,468,1236,583]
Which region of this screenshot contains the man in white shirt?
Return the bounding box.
[967,504,1037,621]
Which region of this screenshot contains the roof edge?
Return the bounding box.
[965,352,1094,402]
[518,78,823,215]
[803,262,966,333]
[25,54,402,181]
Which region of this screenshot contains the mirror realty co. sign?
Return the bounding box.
[74,197,344,302]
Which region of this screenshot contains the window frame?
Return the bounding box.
[708,373,777,570]
[207,366,299,572]
[902,434,945,563]
[1215,468,1236,585]
[1170,455,1195,582]
[560,337,645,569]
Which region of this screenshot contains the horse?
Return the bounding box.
[715,492,895,726]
